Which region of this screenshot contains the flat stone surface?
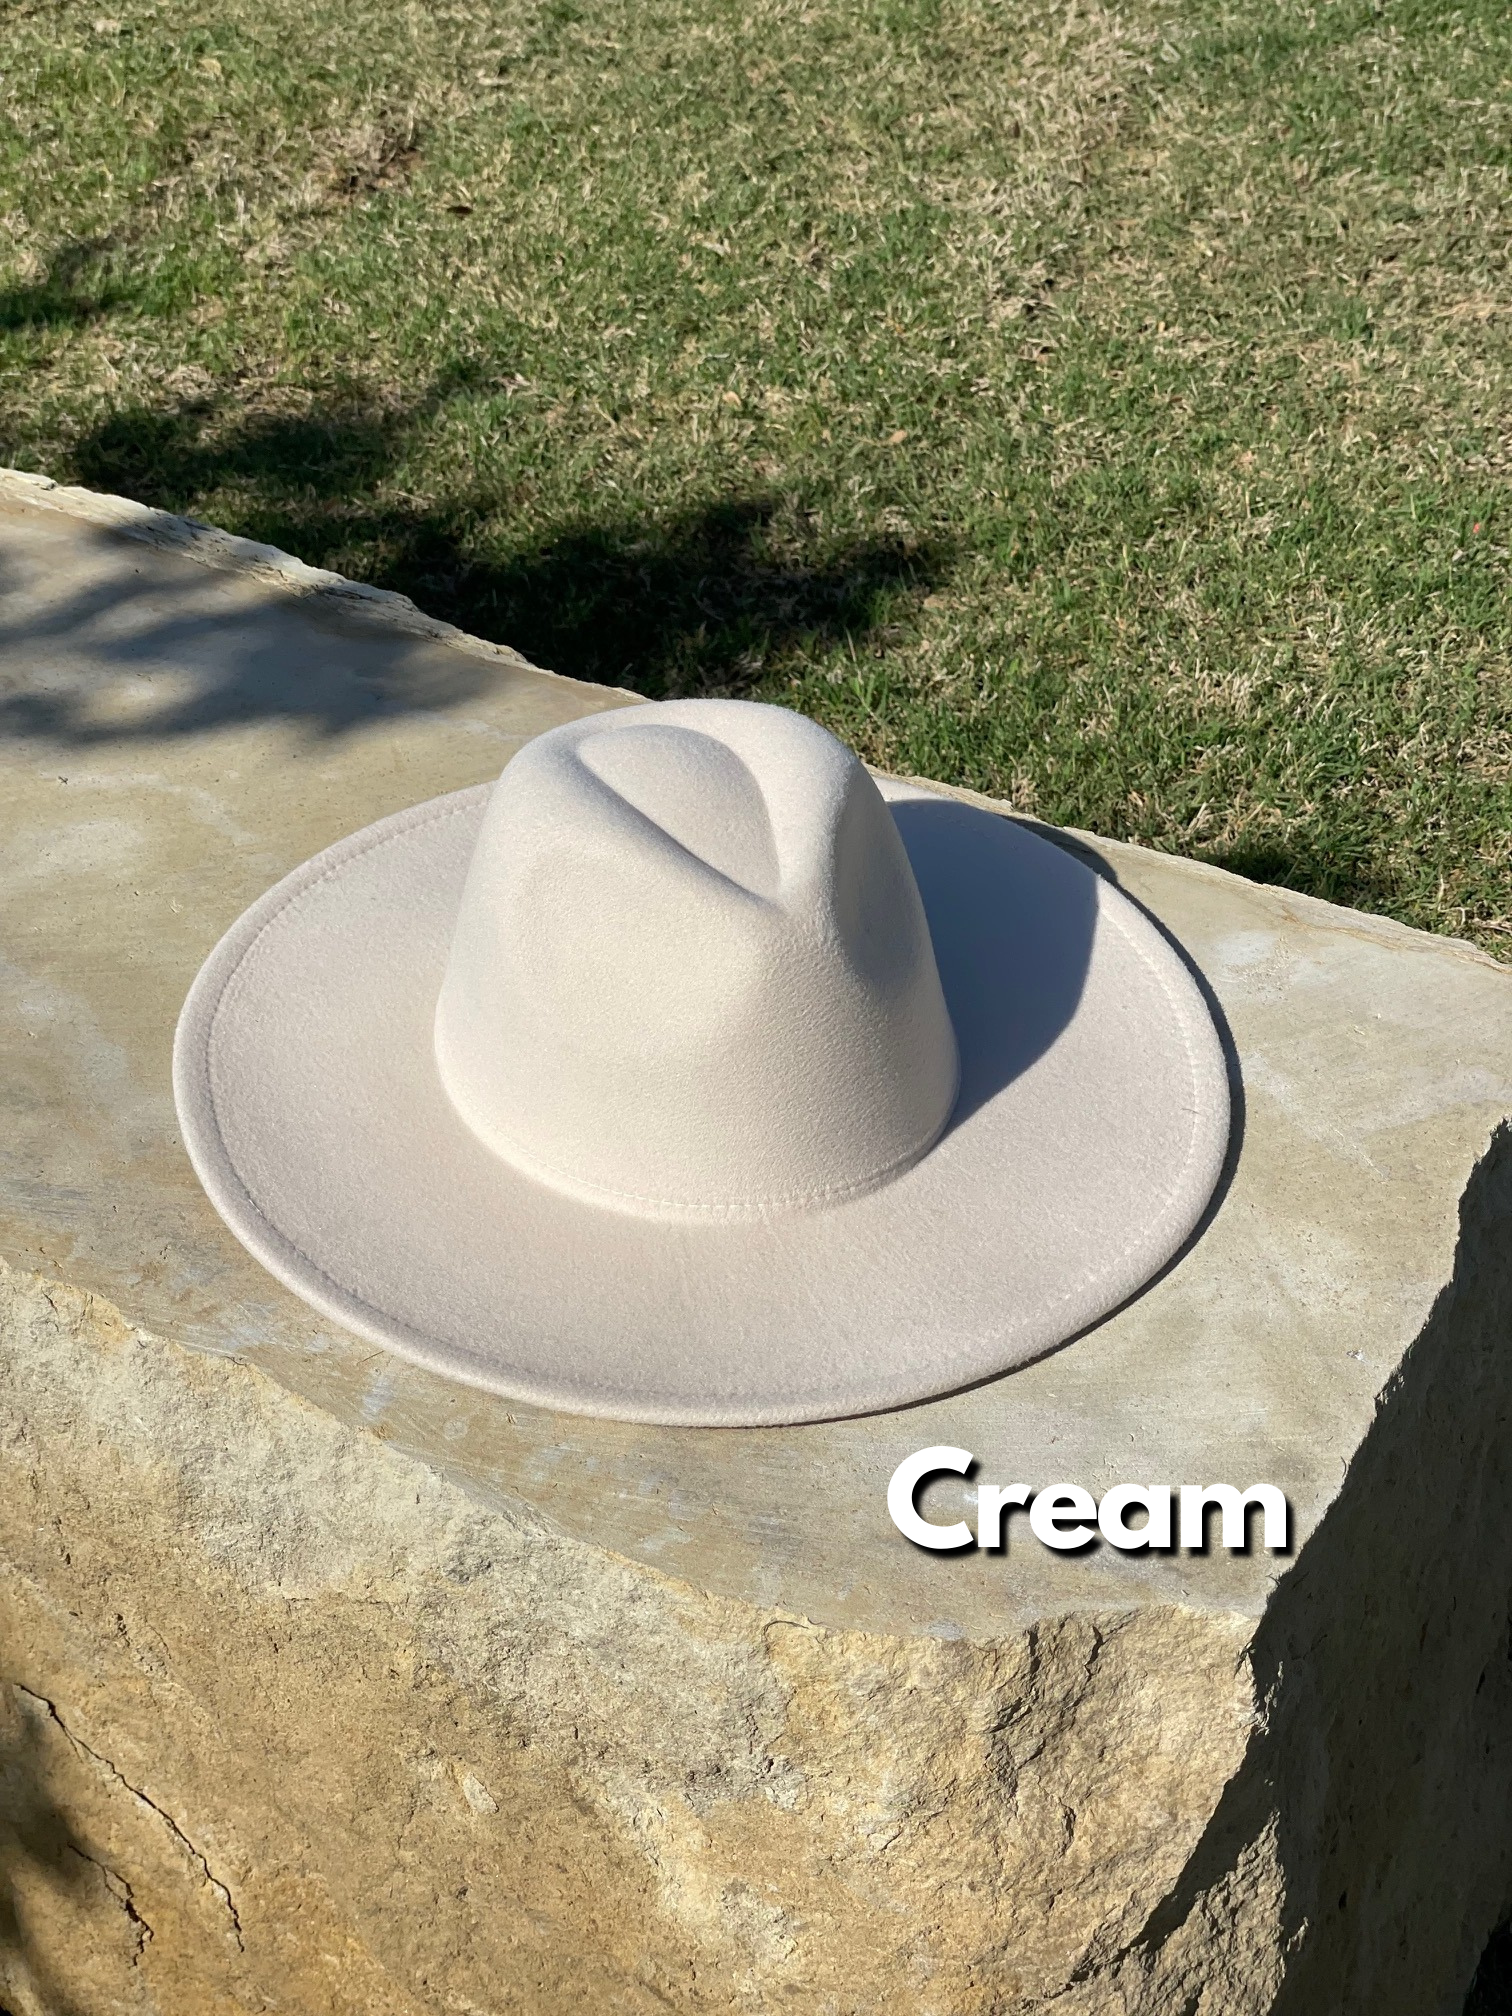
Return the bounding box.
[3,469,1511,2015]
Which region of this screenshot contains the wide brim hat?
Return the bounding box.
[175,699,1230,1426]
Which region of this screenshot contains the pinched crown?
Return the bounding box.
[433,699,959,1219]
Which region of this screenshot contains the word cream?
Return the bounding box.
[889,1446,1289,1553]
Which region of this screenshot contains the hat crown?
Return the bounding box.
[433,698,960,1219]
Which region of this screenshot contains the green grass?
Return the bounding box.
[3,0,1511,945]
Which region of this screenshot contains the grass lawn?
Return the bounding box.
[2,0,1510,946]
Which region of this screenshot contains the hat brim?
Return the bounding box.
[174,779,1230,1426]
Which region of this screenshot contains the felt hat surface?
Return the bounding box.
[175,699,1230,1426]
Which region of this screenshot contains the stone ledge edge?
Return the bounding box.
[0,464,629,705]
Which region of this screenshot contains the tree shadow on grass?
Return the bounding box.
[1198,836,1407,920]
[41,386,950,714]
[0,240,131,334]
[7,375,1439,942]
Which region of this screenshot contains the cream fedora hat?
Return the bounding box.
[174,699,1229,1426]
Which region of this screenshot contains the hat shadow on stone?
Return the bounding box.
[889,794,1096,1131]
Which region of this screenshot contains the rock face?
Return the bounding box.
[2,468,1511,2014]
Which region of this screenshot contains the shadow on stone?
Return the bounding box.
[1080,1125,1512,2013]
[0,1681,93,2016]
[893,794,1098,1128]
[1465,1923,1512,2014]
[0,528,501,744]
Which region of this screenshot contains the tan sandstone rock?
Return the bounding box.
[1,468,1510,2015]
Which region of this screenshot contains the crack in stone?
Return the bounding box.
[9,1679,245,1951]
[67,1840,153,1963]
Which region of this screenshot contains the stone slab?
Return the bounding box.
[2,468,1511,2014]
